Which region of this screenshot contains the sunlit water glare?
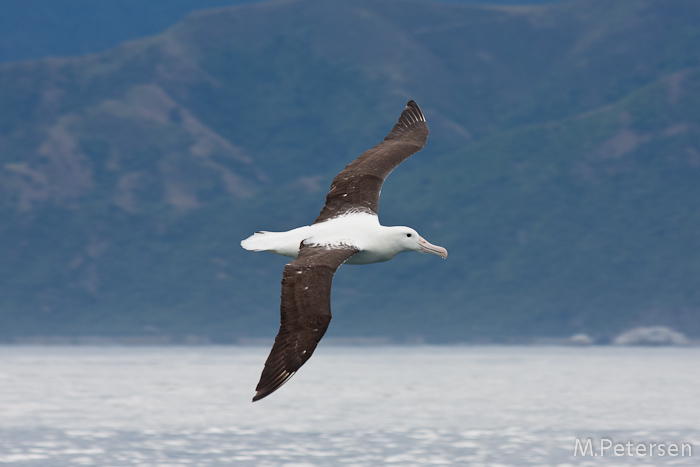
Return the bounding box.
[0,345,698,466]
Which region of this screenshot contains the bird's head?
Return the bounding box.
[392,227,448,259]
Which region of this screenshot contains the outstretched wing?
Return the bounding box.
[313,100,429,224]
[252,242,359,401]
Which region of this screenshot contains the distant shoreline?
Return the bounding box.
[3,335,698,347]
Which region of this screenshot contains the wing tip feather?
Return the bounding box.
[384,99,428,142]
[404,100,426,123]
[253,370,296,402]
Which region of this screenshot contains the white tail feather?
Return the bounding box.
[240,231,274,251]
[241,227,311,258]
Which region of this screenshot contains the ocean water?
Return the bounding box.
[0,345,697,466]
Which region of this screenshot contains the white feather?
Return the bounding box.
[240,213,427,264]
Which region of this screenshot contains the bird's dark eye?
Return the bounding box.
[406,233,412,237]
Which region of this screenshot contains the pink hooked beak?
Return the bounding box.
[418,237,448,259]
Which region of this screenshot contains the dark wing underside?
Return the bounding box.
[313,100,429,224]
[253,242,359,402]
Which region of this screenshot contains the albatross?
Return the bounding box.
[241,100,447,401]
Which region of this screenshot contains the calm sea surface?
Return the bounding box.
[0,345,697,466]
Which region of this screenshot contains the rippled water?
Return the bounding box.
[0,345,698,466]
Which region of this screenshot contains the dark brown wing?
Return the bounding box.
[313,100,429,224]
[252,242,359,402]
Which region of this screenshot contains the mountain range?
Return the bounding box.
[1,0,699,342]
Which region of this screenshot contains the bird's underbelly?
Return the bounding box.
[273,242,393,265]
[345,250,394,265]
[264,234,395,265]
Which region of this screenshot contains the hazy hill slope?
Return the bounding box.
[0,0,582,64]
[0,0,699,341]
[0,0,259,63]
[373,67,700,340]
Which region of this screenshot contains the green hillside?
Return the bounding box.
[1,0,699,342]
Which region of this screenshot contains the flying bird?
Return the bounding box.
[241,100,447,401]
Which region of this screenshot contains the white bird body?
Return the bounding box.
[241,212,446,265]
